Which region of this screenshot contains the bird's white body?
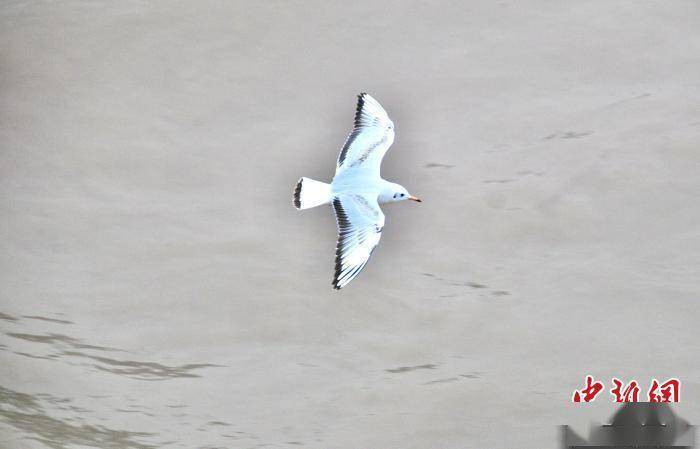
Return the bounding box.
[332,177,405,204]
[293,93,419,289]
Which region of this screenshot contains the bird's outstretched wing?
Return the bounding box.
[331,193,385,289]
[335,93,395,178]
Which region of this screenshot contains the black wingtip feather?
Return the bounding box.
[354,93,367,127]
[337,93,373,168]
[332,198,349,289]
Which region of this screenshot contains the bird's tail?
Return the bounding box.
[293,177,332,210]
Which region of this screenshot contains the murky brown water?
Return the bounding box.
[1,1,699,448]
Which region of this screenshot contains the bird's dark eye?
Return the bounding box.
[400,193,405,197]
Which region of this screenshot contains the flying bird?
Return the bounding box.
[293,93,421,289]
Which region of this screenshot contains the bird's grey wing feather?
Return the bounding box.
[335,93,395,178]
[331,193,385,289]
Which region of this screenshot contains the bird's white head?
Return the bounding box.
[379,182,422,204]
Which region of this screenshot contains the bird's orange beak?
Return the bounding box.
[408,195,422,202]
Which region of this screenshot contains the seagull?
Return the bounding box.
[293,93,421,289]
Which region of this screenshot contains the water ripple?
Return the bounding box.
[5,331,222,381]
[0,385,157,449]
